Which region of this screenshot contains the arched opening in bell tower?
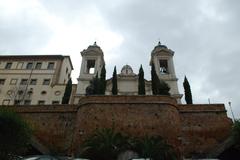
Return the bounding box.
[159,59,168,74]
[86,60,95,74]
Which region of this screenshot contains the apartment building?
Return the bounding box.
[0,55,73,105]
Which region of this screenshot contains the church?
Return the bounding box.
[74,42,183,104]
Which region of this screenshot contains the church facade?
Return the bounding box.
[74,42,182,104]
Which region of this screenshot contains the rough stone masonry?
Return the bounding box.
[10,95,232,158]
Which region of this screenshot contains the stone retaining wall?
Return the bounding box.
[3,96,232,158]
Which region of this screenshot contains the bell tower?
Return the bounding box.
[76,42,105,95]
[150,41,182,103]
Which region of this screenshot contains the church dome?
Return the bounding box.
[120,65,135,75]
[81,41,103,56]
[151,41,174,57]
[154,41,168,49]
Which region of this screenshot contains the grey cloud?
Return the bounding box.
[0,10,53,54]
[1,0,240,118]
[94,0,240,116]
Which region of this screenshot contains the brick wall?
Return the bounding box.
[4,96,232,157]
[13,105,78,154]
[178,104,232,157]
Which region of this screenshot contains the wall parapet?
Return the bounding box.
[2,105,78,113]
[78,95,177,104]
[177,104,227,113]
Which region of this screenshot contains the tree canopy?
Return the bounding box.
[85,73,100,95]
[112,66,118,95]
[0,107,32,159]
[159,80,170,95]
[81,127,177,160]
[183,76,193,104]
[62,78,72,104]
[232,120,240,149]
[81,128,128,160]
[131,135,177,160]
[151,64,159,95]
[99,64,106,95]
[85,65,106,96]
[151,64,170,95]
[138,65,146,95]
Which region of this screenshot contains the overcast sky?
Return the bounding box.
[0,0,239,118]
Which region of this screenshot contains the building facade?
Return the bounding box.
[75,42,182,103]
[0,55,73,105]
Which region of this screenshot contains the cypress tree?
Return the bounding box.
[151,64,160,95]
[85,73,100,95]
[159,80,170,95]
[85,80,94,95]
[183,76,193,104]
[93,73,100,94]
[111,66,118,95]
[99,64,106,95]
[62,78,72,104]
[138,65,145,95]
[151,64,171,95]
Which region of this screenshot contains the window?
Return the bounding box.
[24,100,31,105]
[7,90,13,96]
[10,79,18,85]
[52,101,60,104]
[26,62,33,69]
[20,79,28,85]
[43,79,50,85]
[2,99,10,105]
[18,90,24,95]
[16,62,23,69]
[66,68,68,73]
[5,62,12,69]
[86,60,95,74]
[38,100,45,105]
[30,79,37,85]
[159,60,168,74]
[55,91,61,96]
[35,62,42,69]
[47,62,54,69]
[41,91,47,95]
[14,100,21,105]
[27,90,33,96]
[0,79,5,85]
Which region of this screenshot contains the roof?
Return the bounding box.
[151,41,174,56]
[0,55,74,69]
[81,42,104,56]
[154,41,168,49]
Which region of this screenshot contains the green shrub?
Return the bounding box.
[0,107,32,159]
